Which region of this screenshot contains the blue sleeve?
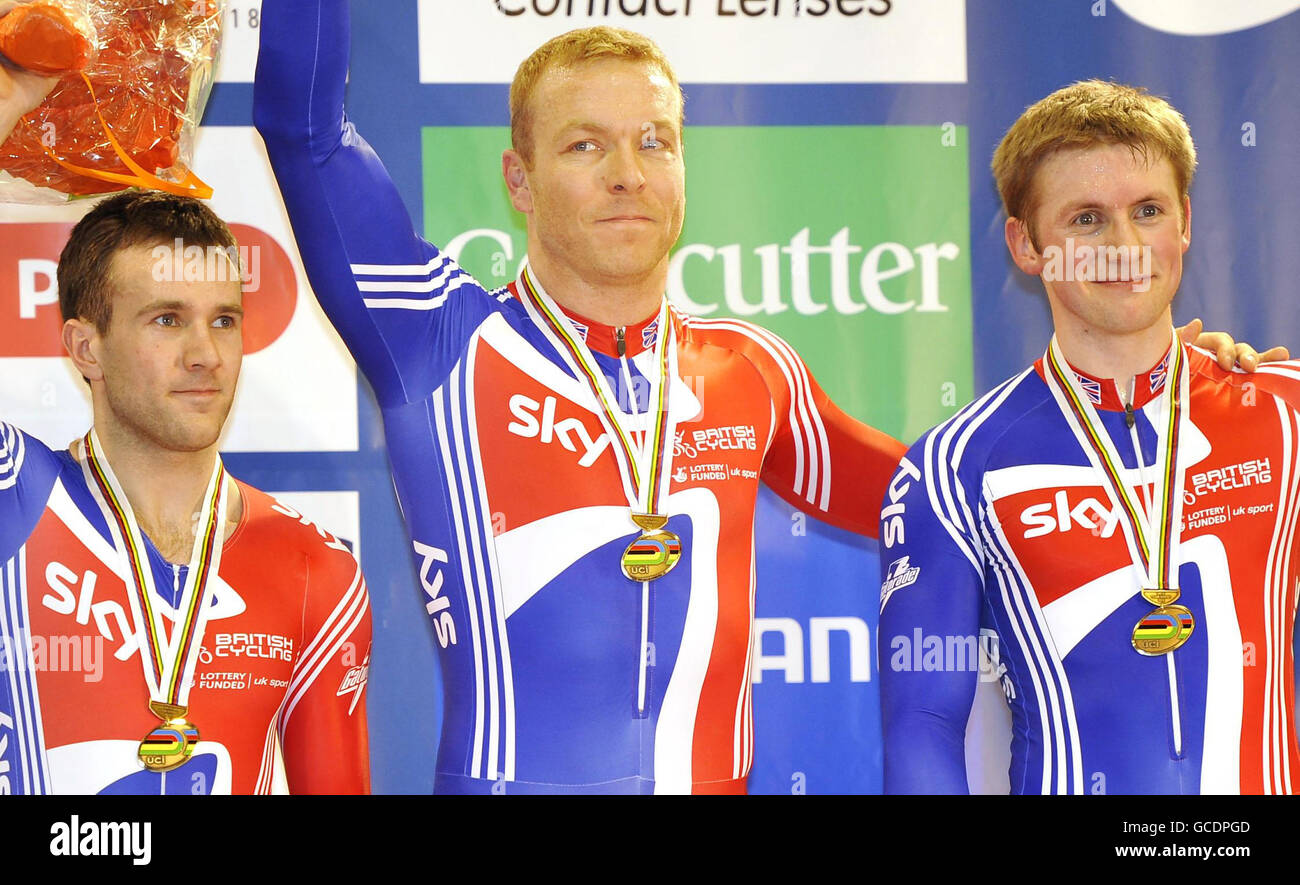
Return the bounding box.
[0,423,61,563]
[252,0,497,406]
[877,438,985,794]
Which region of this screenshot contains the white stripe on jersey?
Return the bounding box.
[1194,533,1244,794]
[0,422,25,490]
[1262,397,1300,793]
[1275,405,1300,795]
[682,317,831,511]
[653,487,722,794]
[924,370,1032,574]
[449,361,505,782]
[2,547,49,794]
[281,565,368,732]
[433,377,489,781]
[355,254,474,308]
[462,337,517,782]
[732,546,757,780]
[351,256,450,275]
[257,694,288,795]
[362,277,477,310]
[984,513,1084,794]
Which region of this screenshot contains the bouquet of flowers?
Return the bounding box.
[0,0,221,202]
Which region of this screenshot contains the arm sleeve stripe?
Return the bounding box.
[683,317,832,510]
[281,563,369,735]
[0,423,26,490]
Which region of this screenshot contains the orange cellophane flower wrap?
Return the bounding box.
[0,0,222,202]
[0,1,95,74]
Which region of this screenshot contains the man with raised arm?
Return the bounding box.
[252,3,1272,794]
[254,0,913,794]
[0,190,372,794]
[879,80,1297,794]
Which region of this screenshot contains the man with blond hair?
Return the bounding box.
[255,0,916,795]
[878,80,1298,794]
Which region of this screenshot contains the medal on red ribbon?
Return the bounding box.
[80,429,228,771]
[1042,332,1195,656]
[516,268,682,583]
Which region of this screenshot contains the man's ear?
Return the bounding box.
[1180,194,1192,253]
[502,149,533,213]
[62,318,104,383]
[1005,216,1046,276]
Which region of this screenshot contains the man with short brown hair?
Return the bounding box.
[879,81,1296,795]
[0,189,372,794]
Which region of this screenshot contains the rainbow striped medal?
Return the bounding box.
[1043,333,1195,656]
[516,268,682,583]
[80,429,229,771]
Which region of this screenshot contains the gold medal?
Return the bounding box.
[1131,604,1195,656]
[517,270,684,585]
[138,704,200,772]
[621,514,682,581]
[82,430,226,775]
[1141,588,1180,607]
[1044,335,1197,659]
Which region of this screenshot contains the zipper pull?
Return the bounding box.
[616,326,626,358]
[1124,401,1135,428]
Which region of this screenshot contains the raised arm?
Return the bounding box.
[877,444,984,794]
[253,0,493,405]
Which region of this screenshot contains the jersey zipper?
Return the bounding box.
[1125,379,1184,759]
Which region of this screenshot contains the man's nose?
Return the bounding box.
[606,144,647,194]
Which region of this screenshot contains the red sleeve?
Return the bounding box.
[712,320,907,537]
[278,533,372,794]
[1239,357,1300,410]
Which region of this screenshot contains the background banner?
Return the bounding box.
[1,0,1296,793]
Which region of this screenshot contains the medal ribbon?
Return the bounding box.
[517,267,677,516]
[1042,331,1188,591]
[80,429,227,707]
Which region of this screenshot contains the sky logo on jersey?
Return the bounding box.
[414,541,457,649]
[423,126,973,441]
[506,393,612,467]
[881,457,921,549]
[1019,491,1119,540]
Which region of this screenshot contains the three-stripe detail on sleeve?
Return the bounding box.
[352,253,474,310]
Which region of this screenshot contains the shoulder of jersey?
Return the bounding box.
[905,365,1049,477]
[233,481,360,568]
[1190,347,1300,401]
[0,421,59,490]
[678,312,779,346]
[675,312,806,380]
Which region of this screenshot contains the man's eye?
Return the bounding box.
[571,140,598,152]
[1073,212,1098,226]
[641,138,662,149]
[154,315,178,327]
[1138,204,1160,218]
[213,316,237,329]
